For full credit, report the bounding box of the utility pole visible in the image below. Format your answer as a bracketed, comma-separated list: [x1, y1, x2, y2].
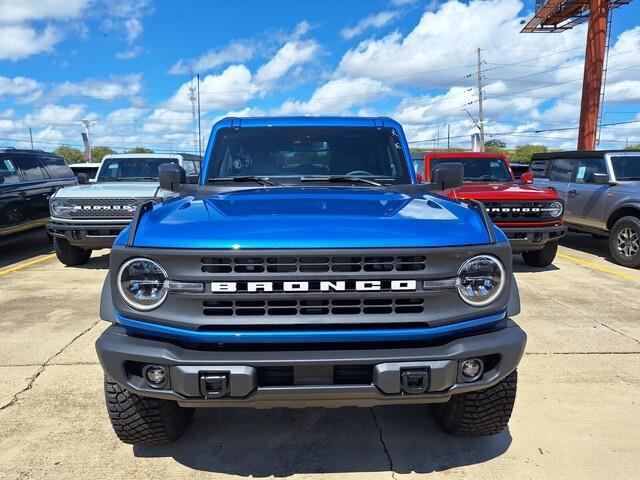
[197, 73, 202, 158]
[476, 47, 485, 151]
[189, 76, 198, 154]
[447, 123, 450, 150]
[29, 127, 34, 150]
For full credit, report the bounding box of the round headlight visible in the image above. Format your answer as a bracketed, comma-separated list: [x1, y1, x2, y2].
[547, 201, 563, 218]
[457, 255, 506, 307]
[117, 258, 168, 311]
[50, 199, 75, 217]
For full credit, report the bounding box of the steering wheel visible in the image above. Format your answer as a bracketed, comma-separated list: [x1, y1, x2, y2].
[478, 174, 493, 180]
[345, 170, 374, 176]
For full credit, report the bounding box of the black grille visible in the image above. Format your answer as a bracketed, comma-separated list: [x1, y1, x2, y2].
[202, 297, 424, 317]
[66, 198, 146, 218]
[483, 201, 554, 222]
[201, 255, 426, 274]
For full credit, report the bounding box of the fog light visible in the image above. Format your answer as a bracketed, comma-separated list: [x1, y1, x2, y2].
[460, 358, 484, 382]
[143, 365, 167, 388]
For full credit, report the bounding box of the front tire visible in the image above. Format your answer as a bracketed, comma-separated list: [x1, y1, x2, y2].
[521, 241, 558, 268]
[104, 375, 194, 445]
[609, 216, 640, 268]
[432, 370, 518, 436]
[53, 237, 92, 266]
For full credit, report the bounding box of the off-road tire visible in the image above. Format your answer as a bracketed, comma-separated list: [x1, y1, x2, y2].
[522, 241, 558, 268]
[53, 237, 92, 266]
[104, 375, 194, 445]
[609, 216, 640, 268]
[432, 370, 518, 436]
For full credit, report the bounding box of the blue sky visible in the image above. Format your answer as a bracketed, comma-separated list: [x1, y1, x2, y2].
[0, 0, 639, 153]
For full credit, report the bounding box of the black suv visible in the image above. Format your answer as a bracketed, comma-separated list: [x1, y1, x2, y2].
[0, 148, 76, 238]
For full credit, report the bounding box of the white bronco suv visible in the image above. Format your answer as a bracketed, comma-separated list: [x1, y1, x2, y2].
[47, 153, 201, 266]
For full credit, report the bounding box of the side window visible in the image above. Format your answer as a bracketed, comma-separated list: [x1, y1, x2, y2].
[13, 156, 46, 181]
[183, 160, 196, 175]
[0, 158, 21, 185]
[549, 159, 573, 182]
[530, 160, 550, 178]
[40, 156, 73, 179]
[574, 158, 607, 183]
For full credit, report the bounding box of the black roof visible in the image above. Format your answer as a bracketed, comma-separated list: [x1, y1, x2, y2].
[0, 147, 49, 154]
[531, 150, 632, 160]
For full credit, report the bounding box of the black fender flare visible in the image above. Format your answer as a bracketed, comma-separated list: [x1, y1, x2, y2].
[507, 274, 520, 317]
[99, 272, 117, 322]
[608, 202, 640, 229]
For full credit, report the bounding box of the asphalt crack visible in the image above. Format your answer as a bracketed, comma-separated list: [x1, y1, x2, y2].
[370, 407, 398, 480]
[0, 320, 100, 412]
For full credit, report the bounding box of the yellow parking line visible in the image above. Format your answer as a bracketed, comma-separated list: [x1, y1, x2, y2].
[557, 252, 640, 282]
[0, 253, 56, 277]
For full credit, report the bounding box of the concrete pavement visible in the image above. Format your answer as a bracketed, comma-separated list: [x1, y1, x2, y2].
[0, 231, 638, 479]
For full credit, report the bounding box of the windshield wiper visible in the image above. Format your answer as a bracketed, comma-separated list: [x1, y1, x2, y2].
[118, 176, 157, 181]
[616, 176, 640, 180]
[207, 176, 281, 186]
[300, 176, 382, 187]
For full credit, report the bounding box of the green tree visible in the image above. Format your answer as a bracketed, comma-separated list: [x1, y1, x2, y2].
[91, 146, 114, 163]
[509, 144, 549, 164]
[485, 139, 506, 148]
[127, 147, 154, 153]
[53, 145, 84, 164]
[625, 143, 640, 151]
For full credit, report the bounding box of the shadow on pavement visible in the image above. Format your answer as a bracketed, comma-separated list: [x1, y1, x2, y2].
[0, 228, 52, 269]
[512, 255, 560, 273]
[560, 231, 611, 261]
[72, 252, 110, 270]
[135, 406, 511, 476]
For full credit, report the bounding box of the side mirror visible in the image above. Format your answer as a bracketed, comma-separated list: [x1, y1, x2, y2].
[520, 172, 534, 184]
[416, 172, 424, 183]
[590, 172, 609, 185]
[0, 175, 5, 185]
[431, 162, 463, 190]
[77, 173, 89, 185]
[159, 163, 186, 192]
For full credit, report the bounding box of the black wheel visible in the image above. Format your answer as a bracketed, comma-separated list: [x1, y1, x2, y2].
[521, 241, 558, 267]
[432, 370, 518, 436]
[104, 375, 194, 445]
[53, 237, 92, 266]
[609, 216, 640, 268]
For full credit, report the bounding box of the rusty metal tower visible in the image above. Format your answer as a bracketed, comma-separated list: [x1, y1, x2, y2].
[521, 0, 632, 150]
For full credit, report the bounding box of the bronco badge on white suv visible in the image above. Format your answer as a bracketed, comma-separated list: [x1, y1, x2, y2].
[48, 153, 201, 266]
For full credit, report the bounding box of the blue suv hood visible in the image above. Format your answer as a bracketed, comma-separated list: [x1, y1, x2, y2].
[127, 187, 492, 249]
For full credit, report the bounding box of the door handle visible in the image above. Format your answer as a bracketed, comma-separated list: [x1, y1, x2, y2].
[568, 189, 578, 197]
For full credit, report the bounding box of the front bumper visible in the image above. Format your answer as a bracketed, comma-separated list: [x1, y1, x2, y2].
[96, 321, 526, 408]
[499, 224, 567, 252]
[47, 220, 129, 249]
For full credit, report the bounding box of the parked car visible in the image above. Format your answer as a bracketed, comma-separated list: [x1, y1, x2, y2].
[96, 116, 525, 445]
[69, 162, 101, 180]
[415, 152, 566, 267]
[530, 150, 640, 268]
[1, 148, 75, 238]
[47, 153, 201, 266]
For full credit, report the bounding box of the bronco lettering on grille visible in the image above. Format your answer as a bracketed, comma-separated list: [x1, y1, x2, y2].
[210, 280, 417, 293]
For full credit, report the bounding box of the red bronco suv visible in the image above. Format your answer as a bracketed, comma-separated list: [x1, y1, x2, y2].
[414, 152, 566, 267]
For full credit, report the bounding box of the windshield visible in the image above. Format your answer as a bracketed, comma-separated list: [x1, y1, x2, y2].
[611, 155, 640, 180]
[206, 126, 410, 184]
[430, 157, 512, 182]
[97, 157, 178, 182]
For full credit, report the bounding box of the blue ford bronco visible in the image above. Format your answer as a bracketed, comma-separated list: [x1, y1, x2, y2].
[96, 117, 526, 445]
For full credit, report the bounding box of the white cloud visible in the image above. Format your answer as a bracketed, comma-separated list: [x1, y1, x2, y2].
[116, 46, 144, 60]
[0, 75, 43, 99]
[0, 24, 62, 61]
[169, 42, 254, 75]
[390, 0, 417, 5]
[341, 11, 400, 39]
[276, 77, 391, 115]
[52, 75, 143, 100]
[104, 107, 147, 124]
[255, 40, 319, 86]
[0, 0, 88, 23]
[26, 104, 87, 127]
[124, 18, 143, 43]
